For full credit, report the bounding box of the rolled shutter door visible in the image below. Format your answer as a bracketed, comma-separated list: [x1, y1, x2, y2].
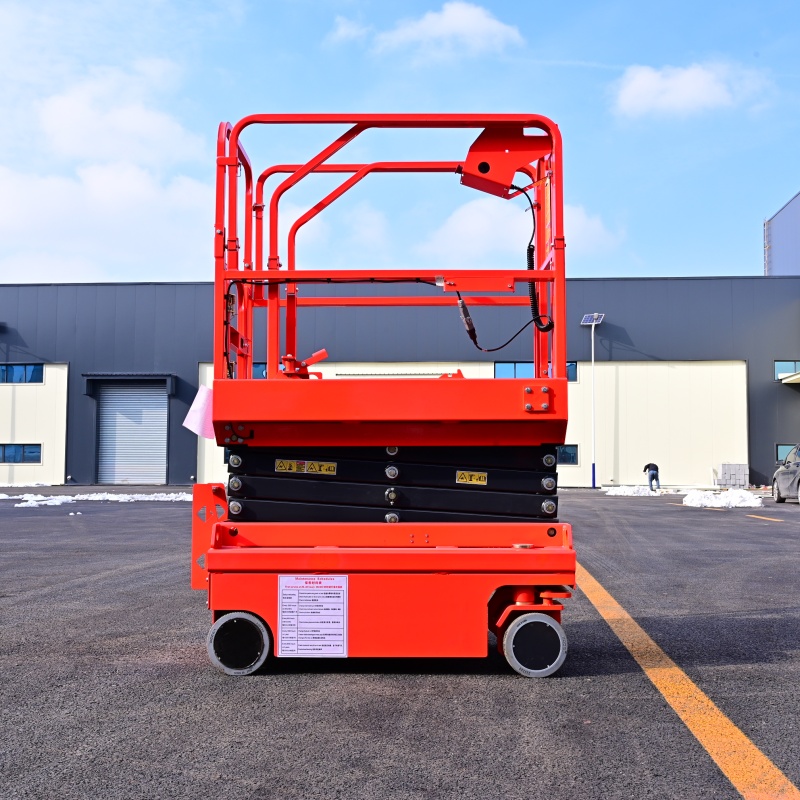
[96, 383, 168, 484]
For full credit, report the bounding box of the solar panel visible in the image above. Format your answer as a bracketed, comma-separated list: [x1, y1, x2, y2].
[580, 313, 605, 325]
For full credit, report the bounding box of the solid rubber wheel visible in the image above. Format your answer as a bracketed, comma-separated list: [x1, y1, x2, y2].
[207, 612, 270, 676]
[773, 481, 785, 503]
[503, 613, 567, 678]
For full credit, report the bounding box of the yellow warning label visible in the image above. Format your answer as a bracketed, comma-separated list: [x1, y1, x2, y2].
[275, 459, 337, 475]
[456, 470, 488, 486]
[306, 461, 337, 475]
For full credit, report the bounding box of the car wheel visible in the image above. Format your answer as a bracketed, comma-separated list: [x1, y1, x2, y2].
[773, 480, 785, 503]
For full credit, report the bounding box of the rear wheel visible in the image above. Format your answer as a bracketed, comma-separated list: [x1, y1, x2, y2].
[207, 612, 271, 676]
[502, 613, 567, 678]
[773, 480, 785, 503]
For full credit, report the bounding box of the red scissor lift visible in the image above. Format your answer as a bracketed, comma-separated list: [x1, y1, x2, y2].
[191, 114, 576, 677]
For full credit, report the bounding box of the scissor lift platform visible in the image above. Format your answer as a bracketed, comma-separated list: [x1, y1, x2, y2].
[190, 114, 576, 677]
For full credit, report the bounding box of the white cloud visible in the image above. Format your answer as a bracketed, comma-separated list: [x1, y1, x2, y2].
[343, 202, 390, 252]
[325, 15, 371, 44]
[614, 62, 768, 117]
[373, 2, 523, 60]
[417, 197, 620, 267]
[279, 201, 332, 266]
[416, 197, 530, 267]
[0, 163, 213, 282]
[0, 54, 214, 282]
[563, 204, 622, 256]
[38, 61, 204, 167]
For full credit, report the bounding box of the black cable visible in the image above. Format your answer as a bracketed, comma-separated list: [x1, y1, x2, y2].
[511, 184, 553, 333]
[455, 183, 553, 352]
[227, 277, 439, 288]
[456, 288, 536, 352]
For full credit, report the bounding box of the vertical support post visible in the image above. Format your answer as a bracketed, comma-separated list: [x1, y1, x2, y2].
[591, 320, 597, 490]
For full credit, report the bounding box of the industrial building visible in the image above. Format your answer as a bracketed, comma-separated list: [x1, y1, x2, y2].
[765, 191, 800, 276]
[1, 276, 799, 489]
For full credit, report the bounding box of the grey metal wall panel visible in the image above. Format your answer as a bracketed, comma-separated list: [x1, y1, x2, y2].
[1, 278, 800, 486]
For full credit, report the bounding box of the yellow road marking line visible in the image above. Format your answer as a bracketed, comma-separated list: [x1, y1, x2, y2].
[747, 514, 784, 522]
[576, 562, 800, 800]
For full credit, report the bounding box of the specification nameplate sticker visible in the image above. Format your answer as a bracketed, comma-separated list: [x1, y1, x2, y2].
[275, 459, 337, 475]
[277, 575, 348, 658]
[456, 470, 488, 486]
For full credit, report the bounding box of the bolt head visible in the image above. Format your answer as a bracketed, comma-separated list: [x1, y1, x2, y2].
[525, 403, 532, 411]
[385, 465, 399, 480]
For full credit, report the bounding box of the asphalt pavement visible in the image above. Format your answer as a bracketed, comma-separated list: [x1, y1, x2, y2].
[1, 488, 798, 799]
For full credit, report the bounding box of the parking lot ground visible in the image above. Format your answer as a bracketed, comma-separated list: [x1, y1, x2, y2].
[1, 489, 798, 800]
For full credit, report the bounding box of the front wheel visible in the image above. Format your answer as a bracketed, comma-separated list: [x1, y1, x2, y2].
[773, 481, 786, 503]
[502, 613, 567, 678]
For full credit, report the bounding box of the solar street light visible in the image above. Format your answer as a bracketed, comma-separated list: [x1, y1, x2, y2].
[580, 313, 605, 488]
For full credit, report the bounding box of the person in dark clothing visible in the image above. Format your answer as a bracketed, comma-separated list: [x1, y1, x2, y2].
[643, 463, 660, 491]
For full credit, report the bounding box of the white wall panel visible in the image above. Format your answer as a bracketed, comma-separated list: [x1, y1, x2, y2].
[0, 364, 68, 486]
[560, 361, 748, 488]
[196, 359, 748, 489]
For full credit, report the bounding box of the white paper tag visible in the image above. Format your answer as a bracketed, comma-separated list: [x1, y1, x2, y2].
[277, 575, 348, 657]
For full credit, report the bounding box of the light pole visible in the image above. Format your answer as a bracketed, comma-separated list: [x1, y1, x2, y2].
[580, 313, 605, 489]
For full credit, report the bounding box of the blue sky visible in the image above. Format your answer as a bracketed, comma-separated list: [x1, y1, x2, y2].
[1, 0, 798, 283]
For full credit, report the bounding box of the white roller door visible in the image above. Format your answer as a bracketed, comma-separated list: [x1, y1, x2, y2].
[96, 384, 168, 484]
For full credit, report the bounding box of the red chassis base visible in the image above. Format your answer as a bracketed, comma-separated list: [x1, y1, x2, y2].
[192, 484, 576, 677]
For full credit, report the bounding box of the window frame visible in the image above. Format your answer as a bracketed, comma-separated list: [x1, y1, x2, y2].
[556, 444, 579, 466]
[566, 361, 578, 382]
[0, 363, 45, 384]
[774, 361, 800, 381]
[495, 361, 577, 380]
[0, 443, 42, 464]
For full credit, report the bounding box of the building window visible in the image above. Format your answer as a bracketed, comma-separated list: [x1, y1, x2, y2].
[557, 445, 578, 465]
[252, 363, 288, 378]
[495, 362, 577, 381]
[777, 444, 798, 463]
[0, 444, 42, 463]
[774, 361, 800, 381]
[0, 364, 44, 383]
